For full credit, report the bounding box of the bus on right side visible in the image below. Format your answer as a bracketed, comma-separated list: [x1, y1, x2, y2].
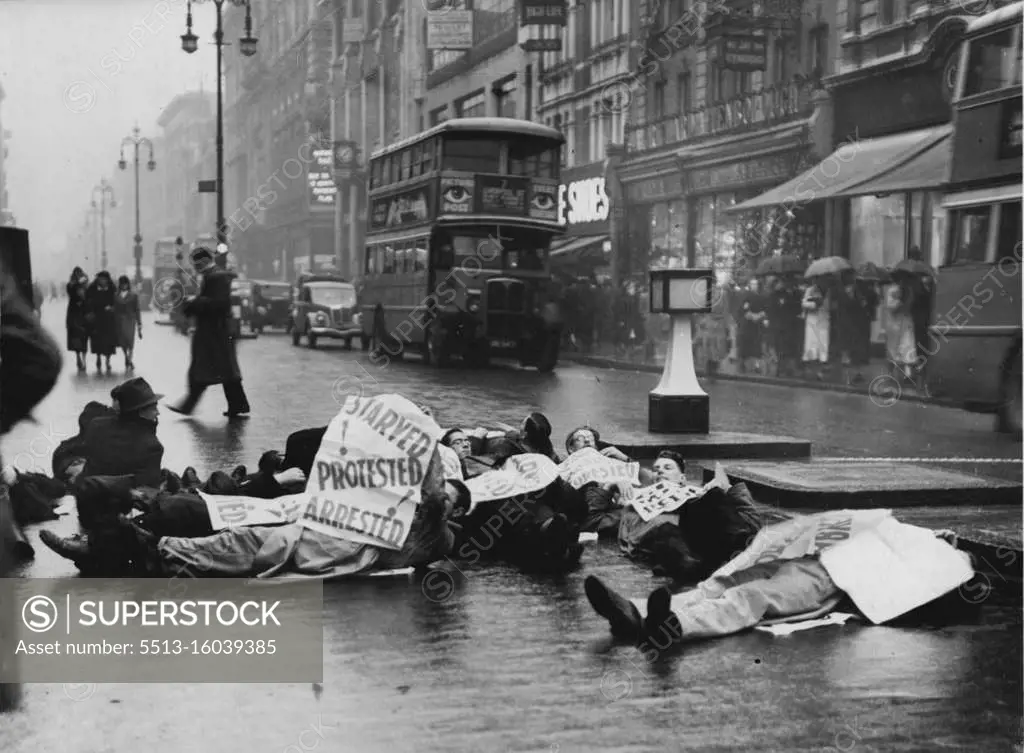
[928, 1, 1022, 436]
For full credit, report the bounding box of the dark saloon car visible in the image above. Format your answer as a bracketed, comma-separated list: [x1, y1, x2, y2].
[290, 275, 368, 349]
[248, 280, 292, 333]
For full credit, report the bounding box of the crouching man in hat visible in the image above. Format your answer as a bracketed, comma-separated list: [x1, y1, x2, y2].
[39, 376, 164, 568]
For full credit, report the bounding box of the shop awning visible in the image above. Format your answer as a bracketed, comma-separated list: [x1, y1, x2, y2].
[841, 130, 952, 196]
[549, 234, 608, 262]
[728, 125, 953, 212]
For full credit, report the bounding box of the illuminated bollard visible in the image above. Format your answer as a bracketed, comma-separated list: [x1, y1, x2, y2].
[648, 268, 713, 434]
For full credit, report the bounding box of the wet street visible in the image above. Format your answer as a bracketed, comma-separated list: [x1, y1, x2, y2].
[2, 307, 1021, 753]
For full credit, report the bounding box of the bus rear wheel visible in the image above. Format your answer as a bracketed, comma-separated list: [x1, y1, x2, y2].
[996, 344, 1022, 437]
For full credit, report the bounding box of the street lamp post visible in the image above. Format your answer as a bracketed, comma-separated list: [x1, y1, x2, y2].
[90, 179, 116, 271]
[181, 0, 258, 247]
[119, 125, 156, 284]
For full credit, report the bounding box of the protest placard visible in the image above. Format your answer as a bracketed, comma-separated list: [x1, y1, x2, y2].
[298, 394, 442, 551]
[557, 447, 639, 489]
[629, 481, 704, 522]
[465, 454, 560, 506]
[709, 509, 894, 580]
[438, 443, 464, 481]
[199, 491, 307, 530]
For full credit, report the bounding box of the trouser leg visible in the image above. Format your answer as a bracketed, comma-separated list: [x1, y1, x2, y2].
[175, 382, 208, 414]
[157, 526, 273, 577]
[223, 380, 250, 414]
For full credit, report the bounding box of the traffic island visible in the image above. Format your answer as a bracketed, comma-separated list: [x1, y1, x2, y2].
[609, 430, 812, 461]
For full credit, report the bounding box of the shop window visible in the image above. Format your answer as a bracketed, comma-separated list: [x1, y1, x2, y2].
[997, 200, 1022, 262]
[948, 206, 992, 265]
[964, 28, 1022, 97]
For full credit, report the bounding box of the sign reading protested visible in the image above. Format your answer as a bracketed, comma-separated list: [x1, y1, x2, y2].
[557, 447, 639, 490]
[299, 394, 442, 551]
[199, 491, 307, 530]
[629, 481, 704, 522]
[465, 454, 560, 507]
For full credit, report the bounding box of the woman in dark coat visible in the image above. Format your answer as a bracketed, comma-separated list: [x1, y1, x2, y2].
[85, 270, 118, 372]
[65, 267, 90, 371]
[168, 247, 251, 417]
[114, 275, 142, 371]
[737, 278, 767, 373]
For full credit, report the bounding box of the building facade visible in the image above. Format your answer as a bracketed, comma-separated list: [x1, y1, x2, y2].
[611, 0, 837, 285]
[155, 92, 217, 247]
[0, 82, 12, 227]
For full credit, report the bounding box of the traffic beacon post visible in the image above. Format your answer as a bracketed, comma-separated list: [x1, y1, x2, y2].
[648, 268, 713, 434]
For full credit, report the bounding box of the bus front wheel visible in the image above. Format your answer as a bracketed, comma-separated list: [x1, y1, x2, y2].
[996, 343, 1022, 437]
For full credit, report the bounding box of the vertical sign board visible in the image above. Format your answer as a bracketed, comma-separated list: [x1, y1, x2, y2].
[520, 0, 568, 26]
[308, 149, 337, 207]
[427, 11, 474, 49]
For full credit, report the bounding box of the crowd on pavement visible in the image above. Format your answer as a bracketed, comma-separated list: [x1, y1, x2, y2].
[557, 250, 936, 392]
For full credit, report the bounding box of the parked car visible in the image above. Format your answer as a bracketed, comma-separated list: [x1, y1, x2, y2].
[290, 275, 368, 349]
[248, 280, 293, 333]
[229, 278, 253, 338]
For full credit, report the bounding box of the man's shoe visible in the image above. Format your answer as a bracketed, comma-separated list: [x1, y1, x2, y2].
[584, 575, 643, 641]
[643, 586, 684, 649]
[38, 529, 90, 562]
[165, 402, 192, 416]
[539, 514, 571, 560]
[223, 411, 250, 418]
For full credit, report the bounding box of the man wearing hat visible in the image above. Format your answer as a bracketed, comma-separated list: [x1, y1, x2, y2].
[167, 246, 251, 418]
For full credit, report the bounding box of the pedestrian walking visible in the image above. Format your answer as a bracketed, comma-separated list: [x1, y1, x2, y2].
[884, 274, 918, 383]
[764, 276, 803, 377]
[167, 246, 251, 418]
[114, 275, 142, 371]
[737, 278, 767, 374]
[65, 267, 90, 372]
[85, 271, 118, 373]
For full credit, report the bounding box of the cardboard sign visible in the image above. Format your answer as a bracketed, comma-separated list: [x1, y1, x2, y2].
[438, 443, 464, 481]
[629, 481, 704, 522]
[710, 509, 894, 580]
[820, 518, 973, 624]
[199, 491, 307, 530]
[557, 447, 639, 489]
[465, 454, 560, 506]
[299, 394, 442, 551]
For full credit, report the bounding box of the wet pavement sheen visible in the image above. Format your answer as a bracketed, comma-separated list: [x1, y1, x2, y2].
[1, 307, 1020, 753]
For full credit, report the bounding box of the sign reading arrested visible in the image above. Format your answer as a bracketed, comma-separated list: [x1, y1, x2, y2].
[557, 447, 640, 489]
[299, 394, 442, 551]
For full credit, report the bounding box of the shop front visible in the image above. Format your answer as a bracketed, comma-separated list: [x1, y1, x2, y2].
[550, 161, 613, 279]
[620, 171, 687, 280]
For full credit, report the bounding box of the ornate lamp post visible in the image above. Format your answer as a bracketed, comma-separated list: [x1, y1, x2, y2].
[181, 0, 258, 247]
[90, 179, 116, 271]
[119, 125, 156, 284]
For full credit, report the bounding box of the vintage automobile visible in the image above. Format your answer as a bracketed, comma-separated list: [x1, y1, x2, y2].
[289, 275, 368, 349]
[230, 278, 255, 331]
[248, 280, 293, 333]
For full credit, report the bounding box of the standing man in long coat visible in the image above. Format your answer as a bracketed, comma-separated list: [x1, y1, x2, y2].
[167, 247, 251, 418]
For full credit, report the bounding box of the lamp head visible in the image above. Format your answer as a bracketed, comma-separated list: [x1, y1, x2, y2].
[147, 160, 156, 171]
[239, 35, 258, 57]
[181, 31, 199, 53]
[118, 159, 127, 170]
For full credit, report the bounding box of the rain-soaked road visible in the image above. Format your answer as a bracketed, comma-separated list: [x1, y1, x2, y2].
[1, 306, 1021, 753]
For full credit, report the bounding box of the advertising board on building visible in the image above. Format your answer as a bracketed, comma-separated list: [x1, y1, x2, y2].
[720, 35, 766, 71]
[558, 173, 610, 233]
[427, 11, 474, 49]
[475, 175, 528, 215]
[307, 149, 336, 207]
[686, 153, 795, 194]
[520, 0, 568, 26]
[625, 174, 684, 204]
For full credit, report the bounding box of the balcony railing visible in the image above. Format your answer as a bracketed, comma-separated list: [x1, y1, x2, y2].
[625, 77, 817, 152]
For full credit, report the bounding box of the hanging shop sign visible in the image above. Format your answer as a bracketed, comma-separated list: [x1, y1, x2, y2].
[333, 140, 358, 182]
[719, 34, 767, 71]
[307, 149, 337, 207]
[427, 11, 474, 49]
[558, 176, 609, 226]
[520, 0, 568, 27]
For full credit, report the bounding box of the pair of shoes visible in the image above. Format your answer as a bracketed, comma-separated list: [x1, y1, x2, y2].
[584, 575, 643, 642]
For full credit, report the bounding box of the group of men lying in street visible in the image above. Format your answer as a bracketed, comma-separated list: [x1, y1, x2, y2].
[8, 375, 982, 649]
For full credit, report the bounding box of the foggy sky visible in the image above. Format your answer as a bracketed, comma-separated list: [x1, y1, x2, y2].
[0, 0, 219, 279]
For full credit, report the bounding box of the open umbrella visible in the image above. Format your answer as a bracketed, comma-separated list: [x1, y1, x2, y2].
[756, 255, 805, 276]
[856, 262, 889, 282]
[804, 256, 853, 278]
[892, 258, 936, 277]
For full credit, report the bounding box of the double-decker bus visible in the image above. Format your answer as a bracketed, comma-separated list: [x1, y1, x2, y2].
[359, 117, 565, 370]
[927, 1, 1022, 435]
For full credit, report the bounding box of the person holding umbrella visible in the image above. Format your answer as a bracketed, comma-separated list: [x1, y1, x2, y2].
[758, 256, 805, 377]
[883, 266, 919, 384]
[898, 249, 935, 383]
[801, 257, 850, 380]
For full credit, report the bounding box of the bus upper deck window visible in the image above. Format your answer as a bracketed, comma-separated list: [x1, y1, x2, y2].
[964, 28, 1020, 96]
[443, 136, 501, 173]
[997, 201, 1022, 259]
